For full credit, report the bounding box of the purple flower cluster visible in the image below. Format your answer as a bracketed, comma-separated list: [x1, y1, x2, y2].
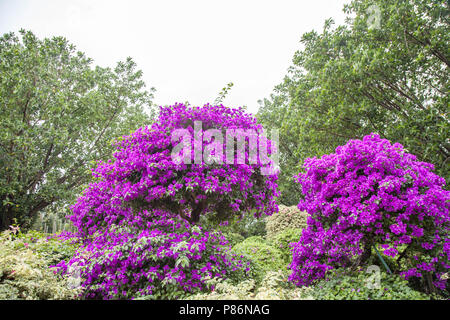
[70, 103, 278, 236]
[54, 103, 278, 299]
[289, 133, 450, 290]
[55, 210, 250, 299]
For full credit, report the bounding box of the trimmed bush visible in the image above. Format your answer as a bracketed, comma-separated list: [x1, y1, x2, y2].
[269, 228, 303, 264]
[231, 236, 285, 282]
[265, 205, 308, 240]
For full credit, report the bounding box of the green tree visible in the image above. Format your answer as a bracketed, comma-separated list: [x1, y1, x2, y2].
[258, 0, 449, 205]
[0, 30, 155, 230]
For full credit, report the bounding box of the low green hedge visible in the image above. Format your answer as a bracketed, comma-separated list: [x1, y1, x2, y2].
[231, 236, 285, 283]
[310, 268, 430, 300]
[269, 228, 303, 264]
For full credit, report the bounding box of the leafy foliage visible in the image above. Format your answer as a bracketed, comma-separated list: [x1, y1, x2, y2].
[0, 228, 81, 299]
[200, 211, 268, 239]
[214, 82, 234, 105]
[0, 30, 154, 230]
[231, 236, 285, 282]
[222, 232, 245, 247]
[258, 0, 449, 205]
[187, 270, 313, 300]
[55, 210, 251, 300]
[310, 269, 430, 300]
[269, 228, 303, 264]
[47, 101, 280, 300]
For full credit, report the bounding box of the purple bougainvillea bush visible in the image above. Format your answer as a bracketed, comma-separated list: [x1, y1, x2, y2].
[54, 103, 279, 299]
[289, 133, 449, 293]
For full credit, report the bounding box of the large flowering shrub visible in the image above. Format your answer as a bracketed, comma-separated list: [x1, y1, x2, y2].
[70, 102, 278, 236]
[55, 103, 279, 299]
[289, 133, 449, 293]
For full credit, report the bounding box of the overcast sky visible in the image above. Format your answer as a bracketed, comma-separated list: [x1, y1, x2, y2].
[0, 0, 350, 113]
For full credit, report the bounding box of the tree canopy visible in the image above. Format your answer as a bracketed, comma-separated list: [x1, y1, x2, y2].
[0, 30, 155, 230]
[257, 0, 449, 205]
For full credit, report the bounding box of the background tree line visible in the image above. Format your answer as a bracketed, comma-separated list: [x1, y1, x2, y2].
[0, 0, 448, 230]
[257, 0, 449, 205]
[0, 30, 155, 230]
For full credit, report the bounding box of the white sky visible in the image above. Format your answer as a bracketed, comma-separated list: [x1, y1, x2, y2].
[0, 0, 350, 114]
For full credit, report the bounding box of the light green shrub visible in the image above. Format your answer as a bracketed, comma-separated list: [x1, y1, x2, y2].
[14, 229, 80, 266]
[0, 229, 81, 300]
[231, 236, 285, 282]
[269, 228, 303, 264]
[265, 205, 308, 240]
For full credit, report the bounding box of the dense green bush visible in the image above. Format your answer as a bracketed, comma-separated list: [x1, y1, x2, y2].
[0, 228, 81, 299]
[310, 269, 430, 300]
[223, 232, 245, 247]
[269, 228, 303, 264]
[231, 236, 285, 282]
[265, 205, 308, 240]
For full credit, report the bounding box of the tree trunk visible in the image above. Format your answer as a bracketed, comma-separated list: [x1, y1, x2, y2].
[1, 208, 12, 232]
[424, 272, 438, 295]
[178, 200, 207, 225]
[352, 240, 373, 270]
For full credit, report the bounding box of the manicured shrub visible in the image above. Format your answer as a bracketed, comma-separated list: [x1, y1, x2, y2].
[0, 229, 81, 300]
[290, 133, 450, 294]
[269, 228, 303, 264]
[310, 269, 430, 300]
[231, 236, 285, 282]
[265, 205, 307, 240]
